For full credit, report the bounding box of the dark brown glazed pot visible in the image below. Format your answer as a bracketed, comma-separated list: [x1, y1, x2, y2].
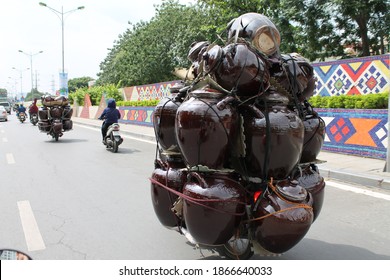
[300, 113, 326, 163]
[188, 41, 210, 78]
[153, 97, 182, 152]
[38, 107, 48, 120]
[271, 53, 316, 101]
[63, 120, 73, 131]
[63, 106, 73, 119]
[227, 13, 281, 56]
[293, 164, 325, 221]
[241, 98, 304, 179]
[211, 42, 270, 96]
[50, 107, 63, 119]
[175, 88, 239, 169]
[253, 181, 313, 254]
[151, 157, 187, 228]
[38, 121, 50, 132]
[183, 172, 246, 245]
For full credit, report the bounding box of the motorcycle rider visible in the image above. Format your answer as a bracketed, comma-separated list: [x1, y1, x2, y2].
[98, 98, 121, 144]
[17, 103, 27, 118]
[28, 98, 39, 120]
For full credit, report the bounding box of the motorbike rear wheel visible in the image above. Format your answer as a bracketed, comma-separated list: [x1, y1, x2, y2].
[217, 236, 254, 260]
[112, 135, 118, 153]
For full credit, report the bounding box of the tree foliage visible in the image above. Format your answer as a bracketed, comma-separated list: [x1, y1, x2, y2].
[97, 0, 389, 87]
[332, 0, 389, 56]
[68, 76, 95, 93]
[97, 0, 210, 86]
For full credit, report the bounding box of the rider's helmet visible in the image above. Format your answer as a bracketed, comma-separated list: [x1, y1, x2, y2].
[107, 98, 116, 108]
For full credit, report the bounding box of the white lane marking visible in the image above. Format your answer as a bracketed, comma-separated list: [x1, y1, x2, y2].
[75, 123, 156, 144]
[327, 180, 390, 201]
[2, 137, 8, 142]
[17, 200, 46, 252]
[6, 153, 15, 164]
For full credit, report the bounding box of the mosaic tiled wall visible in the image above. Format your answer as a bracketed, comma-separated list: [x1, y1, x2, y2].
[316, 108, 388, 159]
[118, 107, 154, 127]
[122, 81, 181, 101]
[312, 54, 389, 96]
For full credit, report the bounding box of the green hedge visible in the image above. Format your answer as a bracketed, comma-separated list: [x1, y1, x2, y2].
[308, 92, 388, 109]
[116, 100, 159, 107]
[69, 84, 123, 106]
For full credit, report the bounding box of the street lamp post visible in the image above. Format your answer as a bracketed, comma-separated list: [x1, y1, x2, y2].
[12, 67, 30, 98]
[18, 50, 43, 98]
[39, 2, 84, 96]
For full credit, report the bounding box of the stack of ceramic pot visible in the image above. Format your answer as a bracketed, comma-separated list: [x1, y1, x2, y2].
[151, 12, 326, 253]
[38, 95, 73, 133]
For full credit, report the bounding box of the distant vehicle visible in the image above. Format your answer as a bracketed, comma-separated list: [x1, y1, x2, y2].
[0, 101, 11, 114]
[0, 106, 7, 121]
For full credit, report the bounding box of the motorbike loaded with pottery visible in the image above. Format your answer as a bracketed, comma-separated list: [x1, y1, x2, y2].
[37, 95, 73, 141]
[150, 13, 326, 259]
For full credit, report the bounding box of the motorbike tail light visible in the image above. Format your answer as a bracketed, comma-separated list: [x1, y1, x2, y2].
[253, 190, 262, 203]
[113, 124, 120, 131]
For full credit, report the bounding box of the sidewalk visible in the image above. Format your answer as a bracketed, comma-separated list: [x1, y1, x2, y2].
[72, 117, 390, 191]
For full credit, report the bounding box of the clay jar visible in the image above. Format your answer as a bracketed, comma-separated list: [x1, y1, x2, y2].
[273, 54, 316, 101]
[253, 180, 313, 254]
[50, 106, 63, 119]
[300, 113, 326, 163]
[175, 87, 239, 169]
[293, 164, 325, 221]
[182, 172, 246, 245]
[38, 107, 48, 121]
[210, 42, 270, 96]
[150, 156, 187, 228]
[153, 97, 182, 152]
[241, 92, 304, 179]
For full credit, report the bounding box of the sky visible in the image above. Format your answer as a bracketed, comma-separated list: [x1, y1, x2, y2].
[0, 0, 193, 97]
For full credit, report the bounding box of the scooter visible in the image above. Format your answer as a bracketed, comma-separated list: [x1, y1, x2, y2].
[18, 112, 26, 123]
[30, 113, 38, 126]
[103, 123, 123, 153]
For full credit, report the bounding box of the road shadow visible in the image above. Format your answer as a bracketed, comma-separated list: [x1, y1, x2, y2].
[108, 147, 141, 154]
[44, 138, 89, 144]
[198, 238, 390, 260]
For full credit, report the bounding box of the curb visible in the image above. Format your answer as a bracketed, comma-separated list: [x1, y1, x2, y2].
[318, 166, 390, 191]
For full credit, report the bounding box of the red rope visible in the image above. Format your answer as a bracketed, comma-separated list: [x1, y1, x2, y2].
[149, 177, 246, 216]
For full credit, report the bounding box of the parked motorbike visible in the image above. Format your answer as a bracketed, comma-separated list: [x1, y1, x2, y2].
[30, 113, 38, 126]
[38, 95, 73, 141]
[102, 122, 123, 153]
[18, 112, 26, 123]
[0, 249, 32, 260]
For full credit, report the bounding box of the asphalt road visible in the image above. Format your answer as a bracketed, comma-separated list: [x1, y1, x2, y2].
[1, 114, 389, 260]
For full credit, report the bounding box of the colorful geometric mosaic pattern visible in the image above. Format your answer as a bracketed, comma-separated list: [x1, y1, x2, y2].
[312, 54, 390, 96]
[123, 81, 181, 101]
[316, 108, 388, 159]
[118, 107, 154, 127]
